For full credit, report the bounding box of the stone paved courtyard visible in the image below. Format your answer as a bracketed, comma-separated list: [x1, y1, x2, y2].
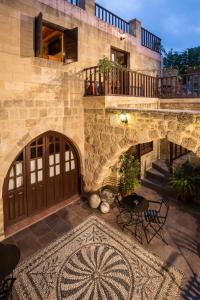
[2, 186, 200, 300]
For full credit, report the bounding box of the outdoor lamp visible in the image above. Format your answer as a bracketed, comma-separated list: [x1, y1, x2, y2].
[120, 32, 126, 40]
[120, 112, 128, 124]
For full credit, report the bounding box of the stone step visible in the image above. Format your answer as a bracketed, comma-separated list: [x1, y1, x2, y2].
[152, 159, 170, 176]
[141, 177, 174, 196]
[145, 167, 169, 183]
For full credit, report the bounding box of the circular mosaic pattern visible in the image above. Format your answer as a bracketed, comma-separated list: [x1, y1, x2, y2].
[57, 244, 133, 299]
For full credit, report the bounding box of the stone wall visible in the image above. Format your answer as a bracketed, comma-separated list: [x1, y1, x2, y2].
[105, 96, 160, 110]
[84, 99, 200, 191]
[160, 99, 200, 111]
[173, 152, 200, 169]
[140, 141, 159, 178]
[0, 0, 162, 237]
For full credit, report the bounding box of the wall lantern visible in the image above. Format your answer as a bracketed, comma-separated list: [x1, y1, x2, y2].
[120, 32, 126, 40]
[120, 112, 128, 124]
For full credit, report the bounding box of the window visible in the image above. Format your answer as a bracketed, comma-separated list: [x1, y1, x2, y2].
[35, 13, 78, 63]
[111, 48, 129, 68]
[140, 142, 153, 156]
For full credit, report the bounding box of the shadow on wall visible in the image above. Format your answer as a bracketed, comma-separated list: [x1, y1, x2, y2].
[20, 14, 35, 57]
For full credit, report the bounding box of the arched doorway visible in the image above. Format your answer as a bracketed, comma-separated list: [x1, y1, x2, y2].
[3, 131, 80, 228]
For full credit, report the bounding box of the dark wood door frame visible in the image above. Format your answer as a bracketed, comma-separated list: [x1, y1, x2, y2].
[3, 131, 81, 229]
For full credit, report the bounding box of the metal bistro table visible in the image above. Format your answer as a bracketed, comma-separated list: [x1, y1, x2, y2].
[121, 193, 149, 242]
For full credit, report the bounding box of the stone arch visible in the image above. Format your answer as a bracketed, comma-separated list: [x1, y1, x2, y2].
[1, 119, 84, 191]
[85, 109, 200, 191]
[0, 120, 84, 237]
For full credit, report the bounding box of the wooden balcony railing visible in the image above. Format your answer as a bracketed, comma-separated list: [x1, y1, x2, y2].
[67, 0, 85, 9]
[141, 27, 161, 54]
[158, 73, 200, 98]
[169, 142, 190, 166]
[95, 3, 130, 33]
[83, 66, 158, 97]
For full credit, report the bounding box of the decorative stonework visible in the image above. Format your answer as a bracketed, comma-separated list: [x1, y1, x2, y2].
[14, 216, 183, 299]
[84, 99, 200, 191]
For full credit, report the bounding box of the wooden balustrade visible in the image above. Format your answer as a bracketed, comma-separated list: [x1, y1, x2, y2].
[95, 3, 130, 33]
[83, 67, 200, 98]
[67, 0, 85, 9]
[159, 73, 200, 98]
[141, 27, 161, 54]
[83, 66, 158, 97]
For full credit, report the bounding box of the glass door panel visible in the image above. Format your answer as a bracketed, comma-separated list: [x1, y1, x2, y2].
[27, 136, 46, 215]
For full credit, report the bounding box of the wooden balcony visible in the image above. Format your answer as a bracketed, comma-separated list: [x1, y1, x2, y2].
[83, 67, 200, 99]
[83, 66, 158, 98]
[158, 73, 200, 98]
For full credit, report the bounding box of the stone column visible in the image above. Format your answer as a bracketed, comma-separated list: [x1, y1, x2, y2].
[85, 0, 95, 15]
[129, 18, 141, 44]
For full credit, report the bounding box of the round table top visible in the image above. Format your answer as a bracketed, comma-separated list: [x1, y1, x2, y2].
[0, 243, 20, 281]
[122, 193, 149, 213]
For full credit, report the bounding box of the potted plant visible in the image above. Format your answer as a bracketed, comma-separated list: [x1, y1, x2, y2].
[97, 57, 114, 94]
[118, 152, 140, 196]
[98, 56, 113, 74]
[169, 161, 194, 201]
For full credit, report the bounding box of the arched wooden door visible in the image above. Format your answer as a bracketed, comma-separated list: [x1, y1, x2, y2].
[3, 132, 80, 228]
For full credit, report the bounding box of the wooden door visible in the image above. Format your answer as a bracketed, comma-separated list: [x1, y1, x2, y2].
[111, 48, 129, 94]
[46, 133, 64, 207]
[3, 131, 80, 228]
[63, 142, 79, 199]
[27, 136, 46, 216]
[3, 152, 27, 226]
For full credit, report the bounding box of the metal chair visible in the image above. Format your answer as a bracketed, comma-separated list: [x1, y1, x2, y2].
[142, 199, 169, 244]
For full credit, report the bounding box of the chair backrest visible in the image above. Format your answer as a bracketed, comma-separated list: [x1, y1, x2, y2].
[160, 198, 170, 219]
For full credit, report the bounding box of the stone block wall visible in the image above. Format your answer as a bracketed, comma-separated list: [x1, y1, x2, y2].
[140, 141, 159, 179]
[84, 99, 200, 191]
[0, 0, 162, 237]
[160, 99, 200, 111]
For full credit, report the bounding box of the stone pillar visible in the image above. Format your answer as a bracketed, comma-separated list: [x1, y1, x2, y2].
[129, 18, 141, 44]
[85, 0, 95, 15]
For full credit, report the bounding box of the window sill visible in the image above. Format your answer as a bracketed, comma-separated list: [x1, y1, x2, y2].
[31, 57, 77, 69]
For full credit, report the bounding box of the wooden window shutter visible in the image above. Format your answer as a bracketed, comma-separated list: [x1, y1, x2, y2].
[64, 28, 78, 63]
[35, 12, 43, 57]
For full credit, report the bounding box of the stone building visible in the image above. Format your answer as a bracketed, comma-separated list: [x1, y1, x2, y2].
[0, 0, 199, 240]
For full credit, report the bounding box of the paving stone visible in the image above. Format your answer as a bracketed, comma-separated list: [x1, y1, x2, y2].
[29, 220, 51, 238]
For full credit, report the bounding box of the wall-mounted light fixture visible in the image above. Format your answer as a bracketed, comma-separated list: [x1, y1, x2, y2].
[120, 32, 126, 40]
[120, 112, 128, 124]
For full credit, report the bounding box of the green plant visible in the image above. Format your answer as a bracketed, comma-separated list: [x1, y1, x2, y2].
[163, 46, 200, 75]
[98, 56, 113, 74]
[118, 152, 140, 195]
[97, 56, 126, 75]
[169, 161, 194, 201]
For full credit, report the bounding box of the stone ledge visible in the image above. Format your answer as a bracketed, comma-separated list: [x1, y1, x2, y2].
[160, 98, 200, 103]
[106, 107, 200, 115]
